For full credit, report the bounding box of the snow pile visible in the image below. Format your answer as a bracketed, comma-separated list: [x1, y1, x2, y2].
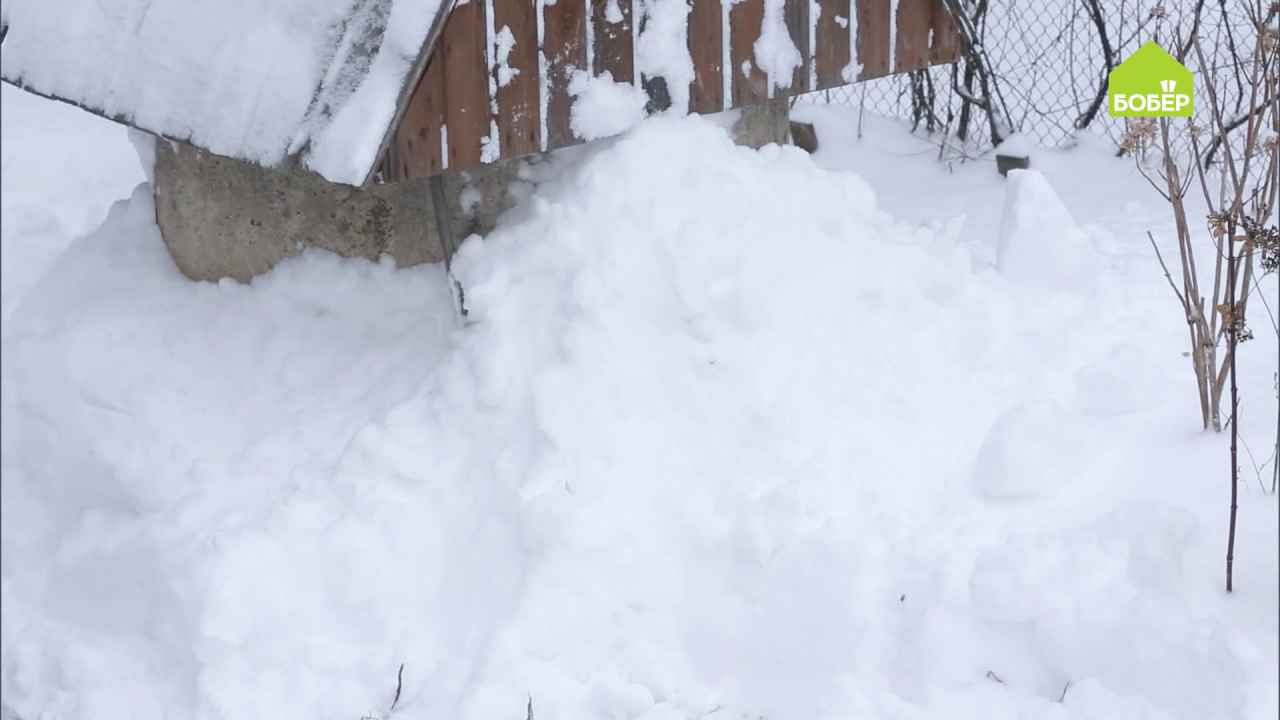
[997, 168, 1100, 290]
[2, 189, 461, 718]
[569, 70, 650, 141]
[0, 85, 146, 322]
[3, 103, 1278, 720]
[0, 0, 445, 185]
[970, 399, 1083, 500]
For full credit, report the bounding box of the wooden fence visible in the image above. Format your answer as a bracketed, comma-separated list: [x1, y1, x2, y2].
[384, 0, 960, 180]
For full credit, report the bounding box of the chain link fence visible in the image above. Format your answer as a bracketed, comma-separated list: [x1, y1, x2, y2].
[805, 0, 1259, 158]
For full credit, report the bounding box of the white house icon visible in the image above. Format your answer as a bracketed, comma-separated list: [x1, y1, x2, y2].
[1160, 79, 1176, 93]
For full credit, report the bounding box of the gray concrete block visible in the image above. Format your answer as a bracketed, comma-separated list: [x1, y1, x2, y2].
[152, 140, 519, 283]
[730, 97, 792, 149]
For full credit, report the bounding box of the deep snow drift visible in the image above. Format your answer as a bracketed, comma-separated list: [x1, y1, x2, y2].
[2, 92, 1277, 720]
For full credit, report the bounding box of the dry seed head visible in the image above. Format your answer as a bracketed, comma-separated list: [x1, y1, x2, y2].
[1261, 25, 1278, 53]
[1207, 212, 1230, 238]
[1120, 118, 1159, 152]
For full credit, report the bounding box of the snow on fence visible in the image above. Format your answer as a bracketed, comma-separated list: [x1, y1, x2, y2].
[380, 0, 962, 180]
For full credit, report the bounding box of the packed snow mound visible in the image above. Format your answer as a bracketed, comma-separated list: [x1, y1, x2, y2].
[569, 71, 650, 141]
[996, 169, 1099, 289]
[0, 85, 145, 322]
[970, 399, 1083, 500]
[1072, 343, 1157, 416]
[3, 114, 1277, 720]
[0, 0, 445, 184]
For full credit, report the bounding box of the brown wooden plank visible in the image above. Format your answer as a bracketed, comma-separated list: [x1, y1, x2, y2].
[544, 0, 587, 148]
[440, 0, 489, 169]
[929, 0, 961, 64]
[784, 0, 810, 93]
[856, 0, 890, 79]
[814, 0, 851, 89]
[688, 0, 723, 113]
[394, 55, 446, 179]
[895, 0, 931, 72]
[729, 0, 768, 107]
[592, 0, 634, 83]
[494, 0, 541, 158]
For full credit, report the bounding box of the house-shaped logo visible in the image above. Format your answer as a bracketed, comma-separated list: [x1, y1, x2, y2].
[1108, 41, 1194, 117]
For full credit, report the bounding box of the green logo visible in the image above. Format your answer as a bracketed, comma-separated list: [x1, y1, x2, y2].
[1108, 41, 1194, 117]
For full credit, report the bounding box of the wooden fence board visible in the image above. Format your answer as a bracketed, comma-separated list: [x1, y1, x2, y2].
[855, 0, 890, 79]
[688, 0, 724, 113]
[784, 0, 810, 93]
[394, 56, 446, 178]
[929, 0, 961, 63]
[494, 0, 541, 158]
[730, 0, 768, 106]
[592, 0, 635, 83]
[440, 0, 489, 169]
[814, 0, 851, 89]
[895, 0, 931, 72]
[544, 0, 588, 147]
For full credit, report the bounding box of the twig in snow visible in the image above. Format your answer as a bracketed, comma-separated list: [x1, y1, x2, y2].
[985, 670, 1006, 685]
[1058, 680, 1073, 703]
[362, 663, 407, 719]
[1240, 432, 1269, 493]
[390, 663, 405, 713]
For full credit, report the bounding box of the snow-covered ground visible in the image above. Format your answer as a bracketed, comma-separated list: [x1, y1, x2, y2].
[1, 85, 1277, 719]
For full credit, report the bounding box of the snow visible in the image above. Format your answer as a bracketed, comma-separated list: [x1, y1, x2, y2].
[2, 90, 1278, 720]
[970, 399, 1081, 499]
[0, 0, 447, 186]
[996, 132, 1034, 158]
[755, 0, 803, 92]
[997, 168, 1099, 290]
[495, 26, 521, 88]
[635, 0, 694, 112]
[569, 70, 650, 141]
[888, 0, 899, 72]
[0, 85, 146, 323]
[841, 4, 861, 83]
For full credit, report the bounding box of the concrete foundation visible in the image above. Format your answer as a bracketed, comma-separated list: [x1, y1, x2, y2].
[153, 141, 520, 283]
[151, 98, 789, 283]
[730, 97, 792, 149]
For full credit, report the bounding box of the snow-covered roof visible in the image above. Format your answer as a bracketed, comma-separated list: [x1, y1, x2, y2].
[0, 0, 449, 185]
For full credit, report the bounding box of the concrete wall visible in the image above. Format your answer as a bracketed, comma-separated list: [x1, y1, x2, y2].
[151, 99, 788, 283]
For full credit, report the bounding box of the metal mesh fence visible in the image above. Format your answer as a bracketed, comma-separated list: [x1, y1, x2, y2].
[803, 0, 1262, 158]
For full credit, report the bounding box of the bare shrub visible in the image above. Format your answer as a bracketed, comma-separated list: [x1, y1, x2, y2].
[1136, 0, 1278, 592]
